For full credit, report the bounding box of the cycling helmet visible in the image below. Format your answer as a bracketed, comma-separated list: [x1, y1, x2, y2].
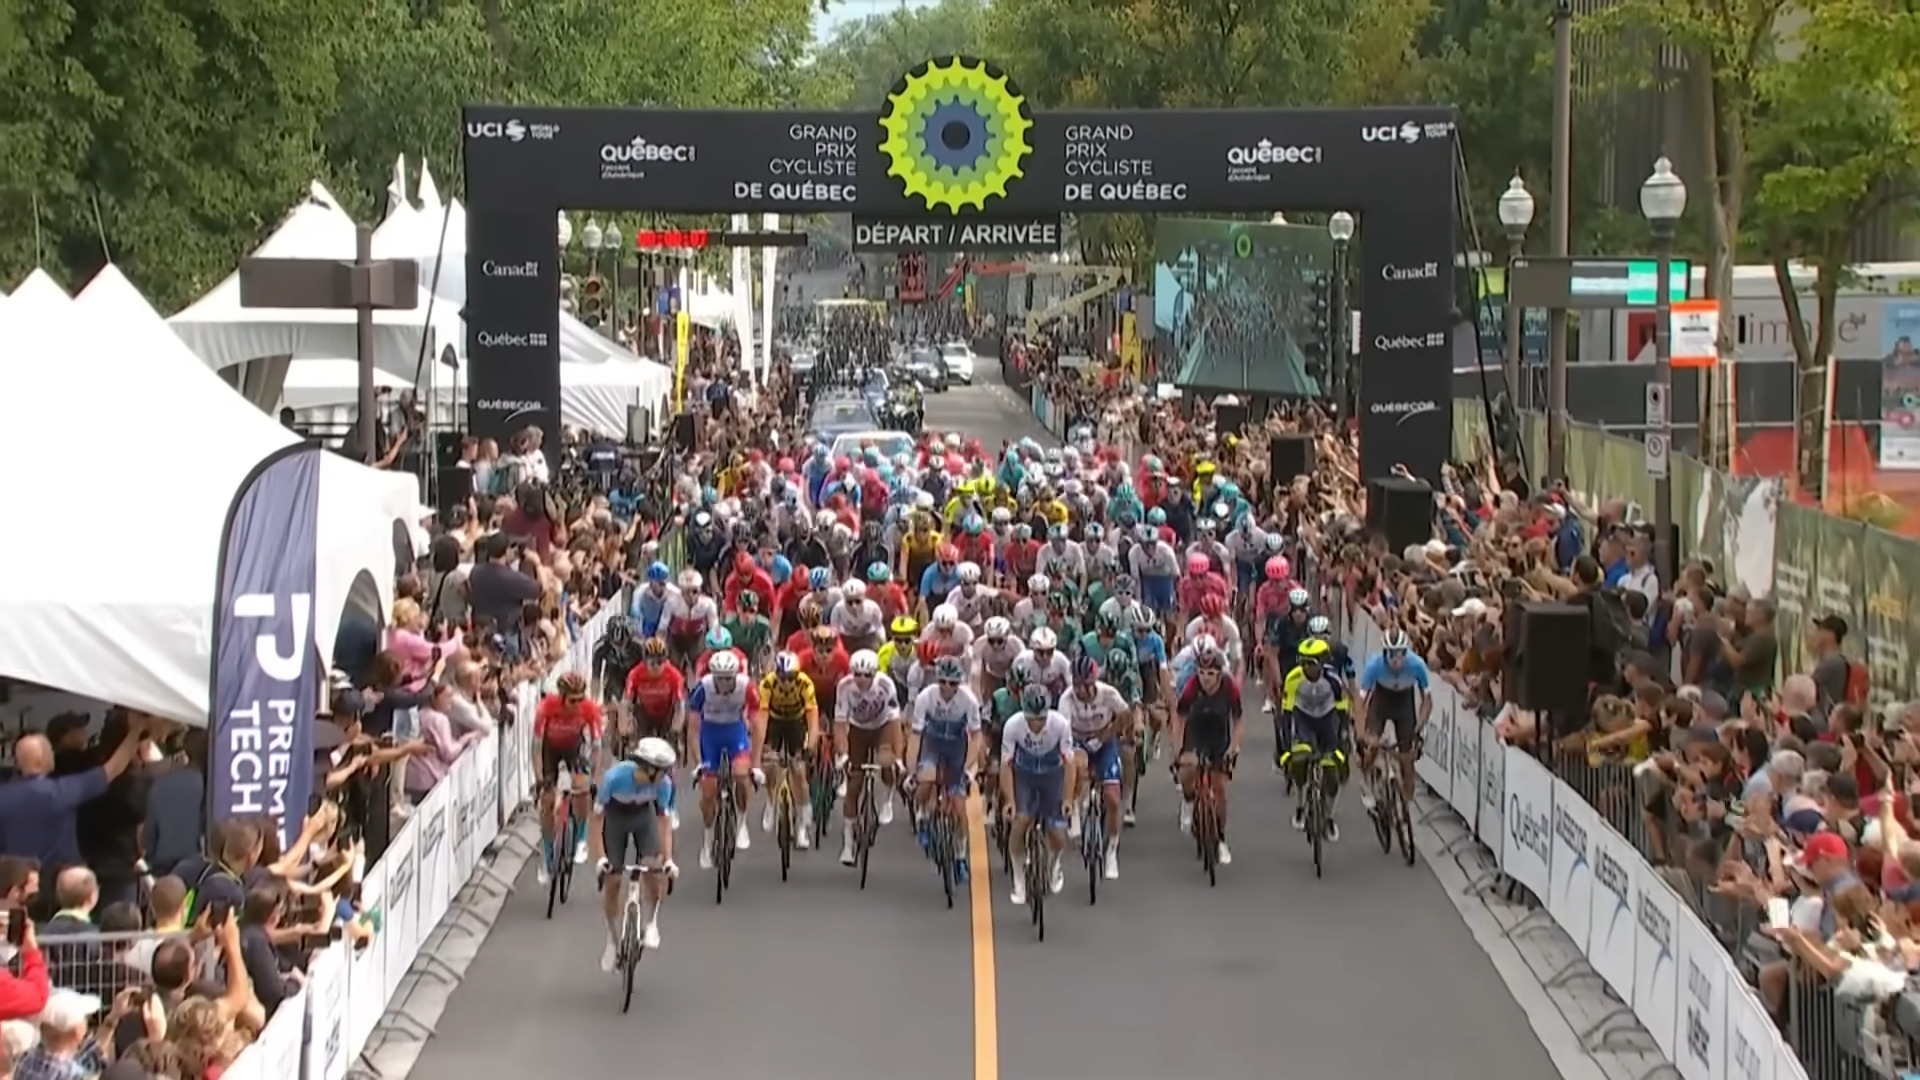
[1030, 627, 1058, 651]
[1307, 615, 1331, 636]
[631, 736, 677, 770]
[937, 543, 960, 563]
[957, 562, 982, 585]
[774, 651, 801, 676]
[1382, 628, 1411, 653]
[1265, 556, 1291, 581]
[1028, 572, 1051, 594]
[1185, 553, 1210, 575]
[1197, 517, 1218, 533]
[680, 569, 703, 590]
[1095, 610, 1119, 635]
[800, 602, 823, 628]
[1134, 524, 1155, 543]
[1048, 523, 1069, 540]
[646, 561, 670, 583]
[708, 651, 741, 677]
[556, 672, 587, 698]
[1086, 523, 1105, 540]
[808, 566, 831, 590]
[984, 616, 1012, 640]
[1146, 507, 1167, 526]
[991, 507, 1012, 525]
[1106, 647, 1131, 672]
[641, 637, 668, 659]
[890, 615, 920, 638]
[1191, 632, 1218, 656]
[1297, 637, 1331, 661]
[934, 656, 967, 683]
[867, 562, 892, 583]
[732, 552, 754, 575]
[1287, 587, 1310, 609]
[1020, 685, 1052, 716]
[843, 579, 867, 601]
[1007, 663, 1030, 689]
[1263, 534, 1284, 554]
[932, 604, 959, 630]
[810, 624, 836, 646]
[1014, 524, 1033, 541]
[706, 626, 733, 651]
[1201, 594, 1227, 618]
[849, 650, 880, 677]
[738, 589, 760, 609]
[963, 514, 985, 536]
[1128, 604, 1155, 631]
[1071, 655, 1100, 685]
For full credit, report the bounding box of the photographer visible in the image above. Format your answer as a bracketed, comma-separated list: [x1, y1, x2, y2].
[0, 911, 47, 1022]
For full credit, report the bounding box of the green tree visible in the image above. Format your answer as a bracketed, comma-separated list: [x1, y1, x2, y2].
[811, 0, 989, 110]
[1746, 0, 1920, 498]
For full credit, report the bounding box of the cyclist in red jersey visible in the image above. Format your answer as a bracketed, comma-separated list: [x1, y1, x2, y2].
[534, 672, 603, 877]
[623, 637, 687, 746]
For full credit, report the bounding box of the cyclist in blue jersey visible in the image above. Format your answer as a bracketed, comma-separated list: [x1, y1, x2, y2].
[588, 737, 678, 972]
[629, 561, 679, 638]
[1355, 628, 1431, 814]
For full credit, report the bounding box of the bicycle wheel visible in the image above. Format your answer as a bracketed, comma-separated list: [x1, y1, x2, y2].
[1082, 801, 1102, 906]
[714, 795, 733, 905]
[546, 805, 568, 917]
[938, 809, 956, 909]
[858, 775, 878, 891]
[1393, 782, 1417, 867]
[777, 784, 795, 883]
[1195, 786, 1217, 888]
[1308, 779, 1325, 880]
[1370, 764, 1394, 855]
[619, 901, 640, 1014]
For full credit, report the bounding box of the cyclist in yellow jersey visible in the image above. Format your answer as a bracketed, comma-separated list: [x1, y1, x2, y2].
[899, 516, 942, 586]
[756, 651, 821, 848]
[1279, 638, 1350, 841]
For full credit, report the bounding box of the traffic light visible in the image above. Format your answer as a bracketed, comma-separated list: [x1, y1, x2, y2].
[1302, 274, 1333, 387]
[581, 275, 605, 327]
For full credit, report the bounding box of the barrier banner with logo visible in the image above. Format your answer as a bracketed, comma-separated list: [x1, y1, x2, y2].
[1500, 746, 1552, 898]
[1771, 504, 1820, 678]
[209, 446, 321, 851]
[451, 750, 480, 890]
[465, 208, 565, 464]
[1863, 527, 1915, 705]
[1475, 718, 1503, 853]
[1547, 779, 1595, 953]
[1674, 907, 1728, 1080]
[304, 944, 350, 1080]
[1448, 695, 1479, 827]
[416, 782, 453, 933]
[382, 820, 418, 1004]
[1587, 821, 1640, 1004]
[345, 855, 387, 1064]
[1811, 512, 1865, 671]
[259, 986, 306, 1080]
[1728, 979, 1784, 1080]
[1415, 690, 1450, 803]
[1633, 857, 1681, 1061]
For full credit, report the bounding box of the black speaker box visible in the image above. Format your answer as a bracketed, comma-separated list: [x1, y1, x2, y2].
[1365, 476, 1434, 553]
[433, 431, 466, 472]
[1214, 401, 1249, 437]
[1502, 601, 1592, 713]
[1268, 434, 1315, 485]
[671, 412, 697, 453]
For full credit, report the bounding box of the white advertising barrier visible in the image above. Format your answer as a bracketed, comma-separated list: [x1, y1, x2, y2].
[1415, 686, 1451, 802]
[1334, 596, 1812, 1080]
[304, 943, 350, 1080]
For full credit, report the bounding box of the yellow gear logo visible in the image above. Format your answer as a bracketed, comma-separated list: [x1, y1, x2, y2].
[879, 57, 1033, 214]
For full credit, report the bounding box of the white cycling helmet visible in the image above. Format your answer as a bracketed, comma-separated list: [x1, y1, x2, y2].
[1128, 603, 1156, 630]
[708, 651, 741, 677]
[1030, 627, 1058, 651]
[957, 562, 982, 585]
[631, 736, 677, 769]
[1307, 615, 1332, 636]
[915, 491, 936, 510]
[984, 616, 1013, 639]
[849, 649, 880, 676]
[1191, 633, 1218, 656]
[843, 579, 867, 601]
[1287, 587, 1310, 607]
[932, 603, 959, 630]
[1383, 628, 1411, 652]
[680, 569, 703, 590]
[1028, 572, 1052, 594]
[991, 507, 1012, 524]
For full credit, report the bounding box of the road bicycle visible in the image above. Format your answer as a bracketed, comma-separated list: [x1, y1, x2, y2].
[1287, 742, 1339, 880]
[808, 739, 840, 856]
[923, 766, 967, 909]
[599, 861, 671, 1014]
[711, 775, 739, 904]
[767, 748, 802, 882]
[852, 760, 886, 890]
[1023, 816, 1050, 942]
[1079, 773, 1106, 905]
[545, 770, 576, 918]
[1189, 753, 1232, 888]
[1369, 726, 1418, 868]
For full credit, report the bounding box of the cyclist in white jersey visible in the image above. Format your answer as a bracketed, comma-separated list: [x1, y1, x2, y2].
[943, 562, 999, 628]
[833, 650, 901, 865]
[1034, 524, 1087, 587]
[1183, 593, 1245, 675]
[1058, 655, 1132, 880]
[829, 580, 886, 652]
[1001, 684, 1073, 905]
[1013, 626, 1073, 700]
[971, 617, 1025, 699]
[1012, 573, 1051, 631]
[907, 657, 983, 863]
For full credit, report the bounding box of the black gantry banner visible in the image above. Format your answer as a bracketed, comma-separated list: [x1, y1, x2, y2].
[851, 215, 1063, 252]
[464, 208, 563, 467]
[1355, 204, 1455, 485]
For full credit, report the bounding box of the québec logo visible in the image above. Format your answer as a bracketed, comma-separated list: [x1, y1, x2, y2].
[600, 135, 697, 179]
[1370, 400, 1440, 424]
[1374, 332, 1446, 351]
[475, 331, 550, 348]
[476, 398, 544, 423]
[1225, 139, 1322, 181]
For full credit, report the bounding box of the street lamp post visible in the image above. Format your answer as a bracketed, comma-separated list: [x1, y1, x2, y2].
[606, 225, 625, 341]
[557, 212, 574, 279]
[1640, 155, 1687, 590]
[1496, 175, 1535, 402]
[1327, 211, 1355, 425]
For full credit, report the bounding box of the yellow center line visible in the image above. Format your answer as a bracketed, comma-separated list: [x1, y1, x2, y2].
[966, 790, 998, 1080]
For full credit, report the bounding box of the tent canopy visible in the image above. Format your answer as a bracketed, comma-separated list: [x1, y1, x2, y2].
[0, 266, 421, 725]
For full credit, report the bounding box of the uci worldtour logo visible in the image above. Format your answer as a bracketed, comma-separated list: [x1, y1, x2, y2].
[601, 135, 697, 180]
[465, 118, 560, 143]
[1374, 332, 1446, 351]
[1361, 120, 1455, 144]
[1369, 400, 1440, 425]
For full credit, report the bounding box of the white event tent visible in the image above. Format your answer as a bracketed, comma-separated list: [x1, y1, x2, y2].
[277, 159, 672, 436]
[0, 266, 424, 726]
[168, 181, 467, 412]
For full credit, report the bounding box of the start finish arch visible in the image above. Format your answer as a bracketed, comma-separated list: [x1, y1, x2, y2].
[461, 57, 1458, 481]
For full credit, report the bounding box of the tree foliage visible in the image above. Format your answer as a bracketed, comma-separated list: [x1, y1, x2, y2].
[0, 0, 816, 311]
[809, 0, 988, 110]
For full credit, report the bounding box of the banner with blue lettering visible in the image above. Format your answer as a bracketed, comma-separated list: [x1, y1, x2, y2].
[209, 446, 321, 850]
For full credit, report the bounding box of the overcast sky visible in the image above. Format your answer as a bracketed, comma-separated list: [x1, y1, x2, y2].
[814, 0, 937, 41]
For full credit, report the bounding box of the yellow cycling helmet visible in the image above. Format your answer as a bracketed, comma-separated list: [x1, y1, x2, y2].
[1296, 638, 1331, 661]
[1195, 460, 1217, 476]
[890, 615, 920, 638]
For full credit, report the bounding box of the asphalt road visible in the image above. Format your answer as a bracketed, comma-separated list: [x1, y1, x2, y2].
[409, 368, 1561, 1080]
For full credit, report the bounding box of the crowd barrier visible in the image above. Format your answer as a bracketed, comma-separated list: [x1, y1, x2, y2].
[211, 597, 623, 1080]
[1339, 604, 1817, 1080]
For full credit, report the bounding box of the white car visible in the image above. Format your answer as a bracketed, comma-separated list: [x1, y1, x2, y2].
[829, 430, 917, 461]
[939, 342, 976, 385]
